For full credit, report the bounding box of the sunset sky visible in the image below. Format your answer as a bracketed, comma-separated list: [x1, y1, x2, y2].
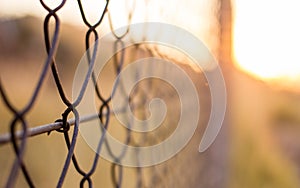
[0, 0, 300, 82]
[233, 0, 300, 81]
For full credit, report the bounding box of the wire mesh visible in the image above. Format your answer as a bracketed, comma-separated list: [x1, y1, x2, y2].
[0, 0, 227, 187]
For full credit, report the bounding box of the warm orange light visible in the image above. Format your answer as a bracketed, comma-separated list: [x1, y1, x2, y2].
[233, 0, 300, 82]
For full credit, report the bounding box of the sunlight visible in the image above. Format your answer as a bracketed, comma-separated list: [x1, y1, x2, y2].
[233, 0, 300, 81]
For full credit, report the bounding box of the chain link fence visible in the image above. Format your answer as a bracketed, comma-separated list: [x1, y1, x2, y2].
[0, 0, 228, 187]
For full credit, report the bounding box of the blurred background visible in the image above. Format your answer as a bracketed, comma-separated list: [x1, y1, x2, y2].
[1, 0, 300, 187]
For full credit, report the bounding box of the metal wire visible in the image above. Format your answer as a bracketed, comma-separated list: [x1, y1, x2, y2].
[0, 0, 217, 187]
[0, 0, 136, 186]
[0, 0, 67, 186]
[107, 0, 136, 39]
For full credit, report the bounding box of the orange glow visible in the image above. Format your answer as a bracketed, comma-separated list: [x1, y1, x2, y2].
[233, 0, 300, 82]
